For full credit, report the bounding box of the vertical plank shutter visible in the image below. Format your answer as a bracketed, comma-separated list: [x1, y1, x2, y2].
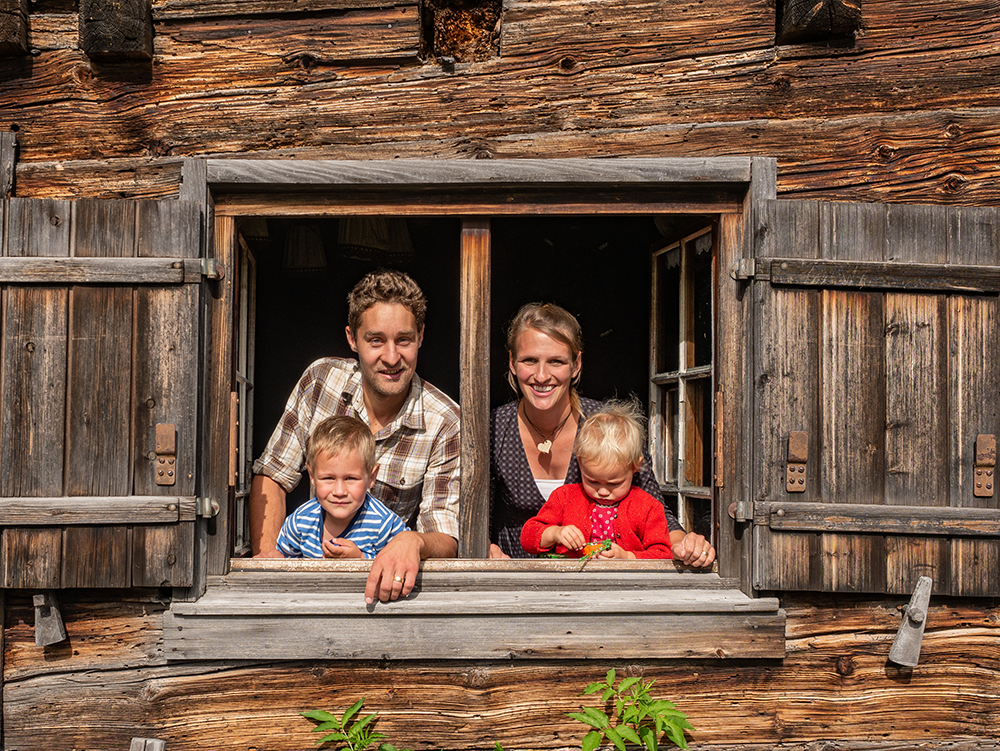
[0, 198, 204, 589]
[749, 200, 1000, 596]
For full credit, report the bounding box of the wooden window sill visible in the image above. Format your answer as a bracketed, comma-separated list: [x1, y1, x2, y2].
[164, 561, 785, 661]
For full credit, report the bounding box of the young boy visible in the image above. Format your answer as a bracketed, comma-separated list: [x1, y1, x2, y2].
[520, 401, 674, 560]
[276, 415, 408, 559]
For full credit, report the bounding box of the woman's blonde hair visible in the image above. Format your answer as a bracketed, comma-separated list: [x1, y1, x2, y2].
[574, 399, 646, 472]
[505, 302, 583, 413]
[306, 415, 377, 474]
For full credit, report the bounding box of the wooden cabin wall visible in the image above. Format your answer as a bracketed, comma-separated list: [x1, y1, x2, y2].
[3, 592, 999, 750]
[0, 0, 997, 203]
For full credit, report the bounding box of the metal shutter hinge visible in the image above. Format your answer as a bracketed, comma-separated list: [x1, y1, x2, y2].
[201, 258, 225, 280]
[974, 434, 996, 498]
[196, 497, 220, 518]
[729, 500, 755, 523]
[730, 258, 770, 281]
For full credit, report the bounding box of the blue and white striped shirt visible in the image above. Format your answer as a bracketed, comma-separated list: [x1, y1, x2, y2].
[276, 492, 409, 559]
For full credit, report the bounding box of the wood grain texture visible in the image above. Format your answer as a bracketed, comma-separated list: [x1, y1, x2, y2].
[0, 0, 28, 56]
[0, 257, 201, 283]
[3, 595, 999, 751]
[79, 0, 153, 61]
[0, 131, 14, 197]
[778, 0, 861, 44]
[458, 219, 489, 558]
[0, 495, 196, 523]
[152, 0, 410, 20]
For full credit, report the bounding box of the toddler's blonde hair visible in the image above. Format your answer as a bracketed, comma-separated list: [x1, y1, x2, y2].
[306, 415, 377, 474]
[574, 399, 645, 473]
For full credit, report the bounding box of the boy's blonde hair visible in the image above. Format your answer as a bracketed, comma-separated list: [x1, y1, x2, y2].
[306, 415, 376, 474]
[574, 399, 645, 472]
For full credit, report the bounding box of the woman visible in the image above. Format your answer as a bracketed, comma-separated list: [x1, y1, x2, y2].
[489, 302, 716, 566]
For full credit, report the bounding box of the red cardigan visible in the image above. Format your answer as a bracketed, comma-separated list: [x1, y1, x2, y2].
[520, 484, 674, 559]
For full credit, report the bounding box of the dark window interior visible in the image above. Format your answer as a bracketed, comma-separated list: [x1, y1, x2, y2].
[248, 215, 690, 509]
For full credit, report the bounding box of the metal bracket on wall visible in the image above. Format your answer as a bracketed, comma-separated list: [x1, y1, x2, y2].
[155, 423, 177, 487]
[888, 576, 933, 667]
[34, 591, 68, 647]
[196, 497, 220, 518]
[786, 431, 808, 493]
[974, 434, 996, 498]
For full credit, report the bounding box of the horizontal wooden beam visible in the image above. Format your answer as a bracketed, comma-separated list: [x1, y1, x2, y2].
[153, 0, 412, 20]
[0, 496, 197, 524]
[758, 258, 1000, 294]
[205, 157, 755, 190]
[165, 580, 784, 660]
[0, 257, 205, 284]
[754, 501, 1000, 537]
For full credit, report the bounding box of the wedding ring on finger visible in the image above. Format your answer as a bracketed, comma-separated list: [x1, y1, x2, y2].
[699, 550, 709, 557]
[393, 575, 404, 583]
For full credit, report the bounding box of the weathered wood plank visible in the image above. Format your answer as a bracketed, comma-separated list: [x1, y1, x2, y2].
[0, 528, 62, 588]
[159, 7, 420, 63]
[65, 199, 135, 499]
[4, 595, 999, 750]
[79, 0, 153, 61]
[0, 496, 196, 523]
[206, 157, 755, 190]
[0, 257, 202, 283]
[756, 501, 1000, 536]
[458, 219, 489, 558]
[502, 0, 775, 63]
[883, 206, 951, 595]
[778, 0, 861, 44]
[164, 611, 786, 660]
[765, 258, 1000, 292]
[152, 0, 411, 20]
[946, 206, 1000, 596]
[130, 200, 201, 588]
[61, 525, 131, 587]
[0, 131, 14, 197]
[0, 0, 28, 56]
[752, 199, 822, 591]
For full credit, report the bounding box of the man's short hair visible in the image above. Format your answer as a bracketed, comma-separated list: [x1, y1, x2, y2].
[574, 399, 645, 472]
[306, 415, 377, 474]
[347, 269, 427, 333]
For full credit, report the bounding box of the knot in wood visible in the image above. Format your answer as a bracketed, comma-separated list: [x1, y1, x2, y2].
[875, 143, 897, 162]
[835, 655, 855, 676]
[945, 123, 963, 139]
[943, 173, 968, 193]
[772, 74, 792, 93]
[559, 56, 577, 72]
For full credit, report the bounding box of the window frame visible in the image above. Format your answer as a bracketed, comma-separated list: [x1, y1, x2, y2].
[194, 156, 769, 593]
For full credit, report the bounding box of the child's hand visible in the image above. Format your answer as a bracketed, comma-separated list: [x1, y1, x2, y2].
[553, 525, 586, 550]
[597, 542, 636, 560]
[323, 538, 364, 559]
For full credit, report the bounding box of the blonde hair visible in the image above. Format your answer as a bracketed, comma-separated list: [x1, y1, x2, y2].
[306, 415, 377, 474]
[506, 302, 583, 413]
[574, 399, 645, 472]
[347, 269, 427, 334]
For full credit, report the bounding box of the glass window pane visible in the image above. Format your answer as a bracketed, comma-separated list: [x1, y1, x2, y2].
[691, 233, 713, 368]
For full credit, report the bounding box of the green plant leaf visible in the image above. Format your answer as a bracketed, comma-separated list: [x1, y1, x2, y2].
[618, 677, 640, 693]
[663, 722, 689, 750]
[605, 668, 616, 685]
[637, 724, 658, 751]
[316, 732, 349, 745]
[310, 722, 341, 733]
[567, 709, 610, 730]
[617, 725, 642, 745]
[603, 726, 627, 751]
[584, 682, 605, 695]
[494, 743, 505, 751]
[582, 729, 603, 751]
[301, 710, 340, 723]
[341, 698, 366, 727]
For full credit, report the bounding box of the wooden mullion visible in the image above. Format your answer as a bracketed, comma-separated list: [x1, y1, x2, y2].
[459, 218, 490, 559]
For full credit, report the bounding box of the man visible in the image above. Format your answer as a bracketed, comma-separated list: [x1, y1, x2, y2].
[250, 269, 460, 603]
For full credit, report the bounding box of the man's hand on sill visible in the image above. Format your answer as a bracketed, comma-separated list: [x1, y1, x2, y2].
[365, 530, 458, 603]
[253, 548, 285, 559]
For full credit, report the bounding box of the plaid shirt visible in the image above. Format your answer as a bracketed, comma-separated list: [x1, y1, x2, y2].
[253, 358, 460, 538]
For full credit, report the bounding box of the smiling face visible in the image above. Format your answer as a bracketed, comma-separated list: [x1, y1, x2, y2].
[346, 302, 423, 402]
[510, 327, 582, 416]
[308, 447, 378, 525]
[578, 457, 635, 506]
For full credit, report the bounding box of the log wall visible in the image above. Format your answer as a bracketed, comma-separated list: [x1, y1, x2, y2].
[3, 593, 999, 750]
[0, 0, 998, 203]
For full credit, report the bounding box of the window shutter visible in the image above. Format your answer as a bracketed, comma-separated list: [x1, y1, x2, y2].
[747, 200, 1000, 596]
[0, 198, 205, 589]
